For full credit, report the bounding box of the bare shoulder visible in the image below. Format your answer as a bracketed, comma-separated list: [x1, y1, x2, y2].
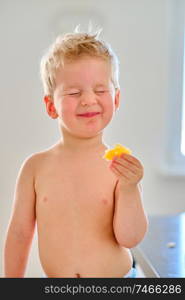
[19, 143, 60, 176]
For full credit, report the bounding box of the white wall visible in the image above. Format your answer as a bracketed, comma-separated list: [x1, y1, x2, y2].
[0, 0, 184, 277]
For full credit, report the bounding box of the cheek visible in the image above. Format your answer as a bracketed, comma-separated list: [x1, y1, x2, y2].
[101, 96, 116, 125]
[61, 99, 75, 112]
[102, 95, 115, 112]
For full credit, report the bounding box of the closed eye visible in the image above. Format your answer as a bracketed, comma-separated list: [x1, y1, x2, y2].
[68, 92, 80, 96]
[95, 91, 106, 94]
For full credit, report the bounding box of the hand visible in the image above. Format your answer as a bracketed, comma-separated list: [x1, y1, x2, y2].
[109, 153, 144, 189]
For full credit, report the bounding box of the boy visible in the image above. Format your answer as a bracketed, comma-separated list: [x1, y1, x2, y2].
[3, 28, 148, 278]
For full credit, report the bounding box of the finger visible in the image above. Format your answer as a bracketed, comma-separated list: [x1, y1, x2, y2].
[111, 162, 133, 179]
[112, 159, 138, 175]
[120, 154, 143, 169]
[116, 156, 144, 175]
[110, 164, 123, 177]
[113, 162, 142, 182]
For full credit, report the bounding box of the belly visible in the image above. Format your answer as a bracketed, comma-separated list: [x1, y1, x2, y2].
[36, 221, 133, 278]
[35, 177, 132, 277]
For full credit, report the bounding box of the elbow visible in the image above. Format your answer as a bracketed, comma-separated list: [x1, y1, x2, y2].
[7, 222, 35, 244]
[114, 221, 148, 249]
[113, 228, 138, 248]
[115, 236, 141, 249]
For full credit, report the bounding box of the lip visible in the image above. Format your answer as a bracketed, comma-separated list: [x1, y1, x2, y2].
[77, 112, 101, 118]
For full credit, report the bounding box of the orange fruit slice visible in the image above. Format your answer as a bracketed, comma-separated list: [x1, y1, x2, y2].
[103, 144, 132, 160]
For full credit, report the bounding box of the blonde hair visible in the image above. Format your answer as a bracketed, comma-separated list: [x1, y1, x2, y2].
[40, 27, 120, 96]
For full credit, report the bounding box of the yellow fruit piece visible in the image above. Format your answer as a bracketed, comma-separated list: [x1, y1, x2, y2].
[103, 144, 132, 160]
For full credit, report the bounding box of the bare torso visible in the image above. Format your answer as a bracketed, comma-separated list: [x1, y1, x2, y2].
[34, 144, 133, 277]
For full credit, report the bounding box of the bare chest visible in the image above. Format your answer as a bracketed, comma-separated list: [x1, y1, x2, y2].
[35, 160, 117, 223]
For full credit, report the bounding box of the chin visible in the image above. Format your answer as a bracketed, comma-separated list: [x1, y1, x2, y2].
[63, 121, 108, 139]
[77, 131, 102, 139]
[74, 127, 104, 138]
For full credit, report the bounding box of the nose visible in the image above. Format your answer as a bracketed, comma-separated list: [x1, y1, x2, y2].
[80, 91, 97, 106]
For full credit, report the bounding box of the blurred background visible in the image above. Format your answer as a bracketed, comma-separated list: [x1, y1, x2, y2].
[0, 0, 185, 277]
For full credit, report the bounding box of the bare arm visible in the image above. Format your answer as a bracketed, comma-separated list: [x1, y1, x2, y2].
[110, 154, 148, 248]
[3, 156, 36, 277]
[113, 182, 148, 248]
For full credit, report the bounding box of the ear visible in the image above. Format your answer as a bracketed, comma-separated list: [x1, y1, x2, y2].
[44, 96, 58, 119]
[114, 88, 120, 111]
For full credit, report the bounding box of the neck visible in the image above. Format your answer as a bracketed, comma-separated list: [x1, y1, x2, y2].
[59, 128, 107, 154]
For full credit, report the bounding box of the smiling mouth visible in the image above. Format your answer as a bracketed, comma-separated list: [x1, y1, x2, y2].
[77, 112, 101, 118]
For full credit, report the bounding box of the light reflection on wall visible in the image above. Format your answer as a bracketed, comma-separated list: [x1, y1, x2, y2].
[178, 213, 185, 277]
[180, 34, 185, 156]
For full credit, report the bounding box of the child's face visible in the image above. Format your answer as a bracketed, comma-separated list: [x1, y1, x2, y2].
[45, 56, 120, 138]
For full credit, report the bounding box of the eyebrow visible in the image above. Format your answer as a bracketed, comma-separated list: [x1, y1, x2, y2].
[62, 85, 81, 91]
[94, 84, 109, 88]
[63, 83, 109, 90]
